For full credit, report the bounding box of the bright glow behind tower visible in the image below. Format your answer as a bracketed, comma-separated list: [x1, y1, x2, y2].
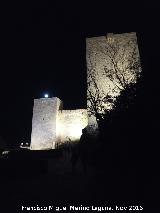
[44, 93, 49, 98]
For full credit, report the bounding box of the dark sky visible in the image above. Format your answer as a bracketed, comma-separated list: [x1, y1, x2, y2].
[1, 1, 159, 146]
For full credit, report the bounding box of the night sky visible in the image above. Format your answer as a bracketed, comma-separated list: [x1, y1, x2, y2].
[1, 2, 159, 146]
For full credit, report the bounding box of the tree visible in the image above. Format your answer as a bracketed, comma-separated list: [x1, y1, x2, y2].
[87, 54, 114, 126]
[87, 33, 141, 127]
[102, 35, 141, 90]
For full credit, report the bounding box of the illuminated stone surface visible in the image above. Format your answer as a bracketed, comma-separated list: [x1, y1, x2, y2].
[86, 32, 141, 134]
[30, 32, 141, 150]
[57, 109, 88, 144]
[30, 97, 88, 150]
[30, 97, 63, 150]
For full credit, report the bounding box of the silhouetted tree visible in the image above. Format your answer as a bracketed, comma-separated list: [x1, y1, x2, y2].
[87, 35, 141, 126]
[102, 36, 141, 90]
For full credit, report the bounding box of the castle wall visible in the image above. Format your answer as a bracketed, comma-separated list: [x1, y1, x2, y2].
[30, 97, 88, 150]
[57, 109, 88, 144]
[30, 97, 62, 150]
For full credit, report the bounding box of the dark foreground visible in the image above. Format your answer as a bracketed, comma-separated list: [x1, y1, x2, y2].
[0, 148, 159, 212]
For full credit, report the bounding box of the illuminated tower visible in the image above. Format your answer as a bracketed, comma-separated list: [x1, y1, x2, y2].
[30, 97, 63, 150]
[30, 97, 88, 150]
[86, 32, 141, 134]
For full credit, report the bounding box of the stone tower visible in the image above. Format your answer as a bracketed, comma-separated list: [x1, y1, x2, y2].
[86, 32, 141, 134]
[30, 97, 63, 150]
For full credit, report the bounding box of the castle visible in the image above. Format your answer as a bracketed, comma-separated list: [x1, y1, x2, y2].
[30, 97, 88, 150]
[30, 32, 141, 150]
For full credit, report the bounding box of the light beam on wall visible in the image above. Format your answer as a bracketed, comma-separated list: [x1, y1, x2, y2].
[70, 125, 82, 140]
[57, 110, 88, 143]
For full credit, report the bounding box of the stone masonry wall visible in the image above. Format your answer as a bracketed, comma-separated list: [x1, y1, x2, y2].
[30, 97, 62, 150]
[57, 109, 88, 144]
[86, 32, 141, 134]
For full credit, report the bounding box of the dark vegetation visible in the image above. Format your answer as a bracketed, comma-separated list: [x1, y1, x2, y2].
[89, 77, 145, 197]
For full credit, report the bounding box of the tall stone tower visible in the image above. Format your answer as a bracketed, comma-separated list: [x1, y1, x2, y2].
[30, 97, 63, 150]
[86, 32, 141, 134]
